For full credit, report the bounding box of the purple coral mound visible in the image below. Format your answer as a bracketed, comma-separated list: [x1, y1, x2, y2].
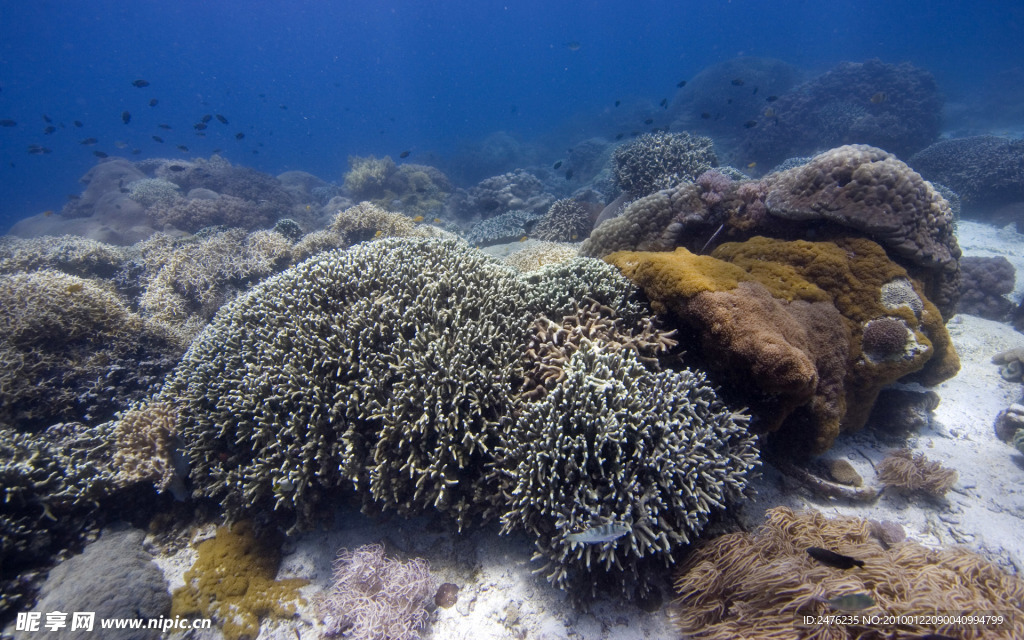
[317, 544, 437, 640]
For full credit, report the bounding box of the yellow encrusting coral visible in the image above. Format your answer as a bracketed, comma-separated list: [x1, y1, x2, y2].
[670, 506, 1024, 639]
[171, 521, 307, 640]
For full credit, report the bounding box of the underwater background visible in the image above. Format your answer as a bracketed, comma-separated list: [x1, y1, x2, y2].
[1, 0, 1022, 229]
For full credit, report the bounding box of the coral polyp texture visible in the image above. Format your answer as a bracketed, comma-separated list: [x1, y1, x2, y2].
[670, 507, 1024, 639]
[317, 544, 436, 640]
[607, 236, 959, 454]
[612, 131, 718, 198]
[531, 198, 592, 242]
[495, 342, 759, 598]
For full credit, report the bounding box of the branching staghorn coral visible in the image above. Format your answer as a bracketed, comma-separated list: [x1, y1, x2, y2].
[876, 449, 958, 496]
[317, 544, 436, 640]
[670, 506, 1024, 639]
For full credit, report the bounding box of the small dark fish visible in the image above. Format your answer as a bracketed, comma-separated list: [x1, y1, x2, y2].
[149, 98, 159, 107]
[870, 91, 887, 104]
[614, 100, 620, 107]
[121, 111, 131, 124]
[659, 98, 668, 108]
[235, 132, 245, 140]
[615, 133, 624, 140]
[644, 118, 654, 125]
[752, 86, 758, 94]
[399, 150, 411, 158]
[215, 114, 229, 124]
[0, 119, 17, 127]
[152, 135, 164, 143]
[73, 120, 83, 127]
[731, 78, 744, 86]
[727, 98, 733, 104]
[676, 80, 687, 88]
[27, 145, 52, 154]
[80, 137, 98, 145]
[43, 125, 56, 134]
[176, 145, 189, 152]
[93, 150, 108, 158]
[630, 130, 640, 137]
[159, 123, 172, 130]
[806, 547, 864, 569]
[132, 79, 150, 88]
[553, 160, 562, 169]
[565, 41, 581, 51]
[201, 114, 212, 123]
[279, 104, 287, 110]
[766, 95, 779, 102]
[42, 114, 53, 123]
[700, 112, 711, 119]
[131, 148, 141, 155]
[194, 123, 207, 131]
[167, 165, 186, 172]
[824, 593, 875, 611]
[565, 169, 573, 180]
[195, 132, 206, 138]
[258, 93, 266, 98]
[67, 194, 81, 200]
[743, 120, 758, 128]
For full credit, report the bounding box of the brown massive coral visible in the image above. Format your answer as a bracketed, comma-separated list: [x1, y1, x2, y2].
[585, 145, 962, 319]
[607, 236, 959, 454]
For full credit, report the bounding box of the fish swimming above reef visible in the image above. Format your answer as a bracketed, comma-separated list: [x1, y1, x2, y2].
[806, 546, 864, 569]
[743, 120, 758, 128]
[121, 111, 131, 124]
[565, 523, 629, 544]
[73, 120, 83, 127]
[79, 137, 98, 145]
[93, 151, 108, 158]
[132, 79, 150, 88]
[149, 98, 159, 107]
[552, 160, 562, 169]
[677, 80, 687, 88]
[564, 41, 581, 51]
[1, 119, 17, 126]
[152, 135, 164, 143]
[215, 114, 229, 124]
[399, 150, 411, 158]
[731, 78, 745, 86]
[821, 593, 875, 611]
[235, 132, 245, 140]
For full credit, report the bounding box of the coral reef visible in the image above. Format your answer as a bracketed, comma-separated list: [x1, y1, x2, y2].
[18, 528, 170, 640]
[109, 399, 181, 494]
[316, 544, 436, 640]
[344, 155, 398, 200]
[495, 342, 759, 598]
[149, 193, 276, 232]
[582, 182, 709, 256]
[762, 145, 961, 318]
[910, 136, 1024, 213]
[501, 241, 579, 272]
[329, 201, 448, 245]
[519, 298, 677, 401]
[126, 178, 182, 208]
[343, 157, 453, 217]
[0, 235, 126, 278]
[446, 169, 553, 219]
[159, 239, 535, 528]
[171, 521, 307, 640]
[867, 388, 939, 442]
[958, 255, 1016, 321]
[60, 158, 147, 219]
[993, 402, 1024, 442]
[606, 236, 959, 454]
[0, 270, 182, 429]
[876, 449, 958, 496]
[531, 198, 592, 242]
[670, 506, 1024, 639]
[1, 422, 118, 616]
[611, 131, 718, 198]
[743, 59, 942, 168]
[464, 209, 543, 246]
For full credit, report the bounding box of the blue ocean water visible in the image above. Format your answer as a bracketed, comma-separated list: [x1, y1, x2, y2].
[0, 0, 1021, 231]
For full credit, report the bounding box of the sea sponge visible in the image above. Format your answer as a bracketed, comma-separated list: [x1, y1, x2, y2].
[611, 131, 718, 197]
[876, 449, 958, 496]
[670, 506, 1024, 639]
[171, 521, 307, 640]
[316, 544, 436, 640]
[496, 342, 759, 598]
[607, 236, 960, 453]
